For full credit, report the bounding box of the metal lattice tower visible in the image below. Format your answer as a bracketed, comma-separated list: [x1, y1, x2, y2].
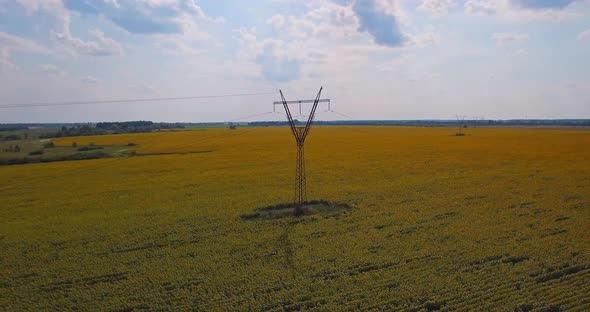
[273, 87, 329, 209]
[456, 115, 467, 135]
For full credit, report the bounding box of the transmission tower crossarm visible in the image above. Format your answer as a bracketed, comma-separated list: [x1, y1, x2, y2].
[280, 89, 300, 142]
[301, 87, 323, 141]
[272, 99, 330, 105]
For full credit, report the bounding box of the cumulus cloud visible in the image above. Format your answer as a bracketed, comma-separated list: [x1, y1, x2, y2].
[408, 31, 441, 46]
[578, 29, 590, 40]
[15, 0, 63, 13]
[13, 0, 122, 57]
[258, 54, 302, 82]
[0, 31, 51, 54]
[235, 28, 302, 82]
[233, 2, 367, 82]
[38, 64, 63, 75]
[52, 27, 123, 56]
[80, 76, 99, 84]
[138, 0, 180, 8]
[465, 0, 581, 20]
[352, 0, 406, 47]
[492, 32, 529, 46]
[267, 14, 286, 28]
[234, 0, 438, 82]
[63, 0, 182, 34]
[0, 31, 51, 71]
[511, 0, 576, 10]
[63, 0, 223, 34]
[418, 0, 456, 16]
[465, 0, 502, 15]
[186, 0, 225, 23]
[0, 49, 16, 72]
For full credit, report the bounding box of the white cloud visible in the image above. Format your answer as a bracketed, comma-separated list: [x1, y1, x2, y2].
[152, 12, 212, 56]
[15, 0, 63, 13]
[374, 0, 407, 20]
[418, 0, 456, 16]
[234, 0, 440, 83]
[186, 0, 225, 23]
[512, 48, 526, 56]
[0, 49, 16, 72]
[464, 0, 582, 21]
[0, 31, 51, 54]
[138, 0, 180, 8]
[267, 14, 286, 28]
[408, 31, 442, 46]
[14, 0, 123, 56]
[0, 31, 51, 72]
[492, 32, 529, 46]
[578, 29, 590, 40]
[103, 0, 121, 8]
[38, 64, 63, 75]
[465, 0, 504, 15]
[52, 23, 123, 57]
[80, 76, 99, 84]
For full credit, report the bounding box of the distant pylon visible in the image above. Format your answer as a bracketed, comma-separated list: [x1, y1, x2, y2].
[456, 115, 467, 135]
[273, 87, 329, 211]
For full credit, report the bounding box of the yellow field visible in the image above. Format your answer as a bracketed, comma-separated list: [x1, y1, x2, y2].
[1, 127, 589, 311]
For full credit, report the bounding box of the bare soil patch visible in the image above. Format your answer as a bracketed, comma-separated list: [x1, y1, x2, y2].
[241, 200, 352, 221]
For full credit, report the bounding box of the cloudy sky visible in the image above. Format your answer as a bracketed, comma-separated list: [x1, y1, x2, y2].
[1, 0, 589, 123]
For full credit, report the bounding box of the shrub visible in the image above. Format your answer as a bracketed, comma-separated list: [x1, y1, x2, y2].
[0, 157, 34, 165]
[41, 151, 110, 162]
[3, 134, 21, 141]
[128, 142, 137, 146]
[514, 303, 534, 312]
[540, 305, 561, 312]
[29, 150, 44, 156]
[77, 146, 104, 152]
[72, 142, 78, 147]
[14, 145, 20, 152]
[43, 142, 55, 148]
[425, 301, 443, 311]
[38, 133, 56, 139]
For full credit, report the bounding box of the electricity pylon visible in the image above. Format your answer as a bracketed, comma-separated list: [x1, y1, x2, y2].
[273, 87, 330, 212]
[456, 115, 467, 135]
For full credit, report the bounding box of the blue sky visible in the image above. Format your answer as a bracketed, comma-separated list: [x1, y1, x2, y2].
[0, 0, 589, 122]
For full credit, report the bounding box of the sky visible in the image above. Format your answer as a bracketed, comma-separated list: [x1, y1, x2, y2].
[0, 0, 589, 123]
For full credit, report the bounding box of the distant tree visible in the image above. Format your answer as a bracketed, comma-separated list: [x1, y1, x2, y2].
[3, 134, 21, 141]
[43, 142, 55, 148]
[14, 144, 21, 152]
[29, 150, 44, 156]
[72, 142, 78, 148]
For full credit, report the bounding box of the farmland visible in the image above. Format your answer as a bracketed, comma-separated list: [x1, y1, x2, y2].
[1, 126, 589, 311]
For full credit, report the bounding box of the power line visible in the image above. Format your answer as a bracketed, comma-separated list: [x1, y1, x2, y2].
[329, 110, 354, 119]
[226, 111, 274, 122]
[0, 91, 276, 109]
